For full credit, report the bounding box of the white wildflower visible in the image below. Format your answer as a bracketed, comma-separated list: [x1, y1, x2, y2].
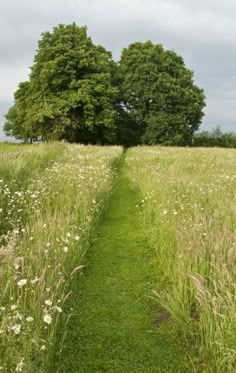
[75, 235, 80, 241]
[26, 316, 34, 323]
[45, 300, 52, 306]
[17, 279, 27, 288]
[16, 358, 24, 372]
[11, 304, 18, 311]
[56, 306, 62, 313]
[63, 246, 68, 253]
[11, 324, 21, 335]
[30, 277, 39, 285]
[43, 314, 52, 325]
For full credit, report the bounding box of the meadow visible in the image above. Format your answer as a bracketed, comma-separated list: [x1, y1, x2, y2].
[0, 143, 235, 372]
[0, 143, 122, 372]
[127, 147, 236, 372]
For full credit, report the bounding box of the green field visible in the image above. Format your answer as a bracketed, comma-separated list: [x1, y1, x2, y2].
[0, 144, 235, 372]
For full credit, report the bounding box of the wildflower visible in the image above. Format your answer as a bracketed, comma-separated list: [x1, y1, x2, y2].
[16, 358, 24, 372]
[17, 279, 27, 288]
[56, 306, 62, 313]
[45, 300, 52, 306]
[26, 316, 34, 322]
[66, 232, 71, 238]
[46, 242, 50, 248]
[11, 324, 21, 335]
[31, 277, 39, 284]
[41, 345, 46, 351]
[43, 314, 52, 325]
[63, 246, 68, 253]
[75, 235, 80, 241]
[11, 304, 17, 311]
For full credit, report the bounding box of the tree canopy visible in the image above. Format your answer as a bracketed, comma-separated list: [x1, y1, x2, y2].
[116, 41, 205, 146]
[4, 23, 117, 144]
[4, 24, 206, 146]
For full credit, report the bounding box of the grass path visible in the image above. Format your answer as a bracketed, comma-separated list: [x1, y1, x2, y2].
[56, 156, 190, 372]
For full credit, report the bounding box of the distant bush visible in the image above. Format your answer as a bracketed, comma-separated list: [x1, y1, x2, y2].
[193, 126, 236, 148]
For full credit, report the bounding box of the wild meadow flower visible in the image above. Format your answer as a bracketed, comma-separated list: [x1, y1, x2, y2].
[26, 316, 34, 323]
[17, 279, 27, 288]
[63, 246, 68, 253]
[43, 314, 52, 325]
[11, 324, 21, 335]
[30, 277, 39, 284]
[15, 358, 24, 372]
[75, 235, 80, 241]
[45, 300, 52, 306]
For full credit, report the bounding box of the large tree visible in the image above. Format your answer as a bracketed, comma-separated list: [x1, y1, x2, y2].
[116, 41, 205, 146]
[4, 23, 117, 143]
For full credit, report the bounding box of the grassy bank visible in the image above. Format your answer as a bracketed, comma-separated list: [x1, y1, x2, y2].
[126, 146, 236, 372]
[0, 143, 122, 372]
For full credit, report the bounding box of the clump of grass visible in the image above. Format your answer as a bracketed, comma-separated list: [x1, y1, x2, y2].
[0, 143, 122, 372]
[127, 146, 236, 372]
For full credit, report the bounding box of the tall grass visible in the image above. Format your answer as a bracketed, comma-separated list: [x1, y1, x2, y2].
[0, 143, 122, 372]
[0, 143, 66, 238]
[127, 146, 236, 372]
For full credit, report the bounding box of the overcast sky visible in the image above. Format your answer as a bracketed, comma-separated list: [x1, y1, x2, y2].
[1, 0, 236, 141]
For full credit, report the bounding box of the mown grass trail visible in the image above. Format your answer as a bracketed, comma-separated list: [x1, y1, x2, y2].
[57, 155, 190, 372]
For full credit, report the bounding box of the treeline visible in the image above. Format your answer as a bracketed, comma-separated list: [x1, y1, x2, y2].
[193, 126, 236, 148]
[4, 23, 207, 146]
